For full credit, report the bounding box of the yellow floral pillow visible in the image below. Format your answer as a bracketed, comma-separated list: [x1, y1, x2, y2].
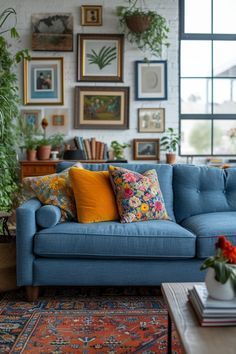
[23, 164, 83, 221]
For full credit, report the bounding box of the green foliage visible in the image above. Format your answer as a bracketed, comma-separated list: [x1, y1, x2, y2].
[37, 133, 65, 149]
[160, 128, 180, 153]
[111, 140, 131, 160]
[86, 46, 117, 70]
[117, 0, 169, 58]
[201, 257, 236, 286]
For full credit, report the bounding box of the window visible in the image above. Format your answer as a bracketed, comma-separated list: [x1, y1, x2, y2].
[179, 0, 236, 156]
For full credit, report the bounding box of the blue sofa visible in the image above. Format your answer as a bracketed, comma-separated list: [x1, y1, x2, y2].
[16, 163, 236, 300]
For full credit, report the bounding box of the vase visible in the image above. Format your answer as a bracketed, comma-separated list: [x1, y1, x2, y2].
[205, 267, 235, 301]
[166, 153, 176, 165]
[26, 149, 37, 161]
[37, 145, 51, 160]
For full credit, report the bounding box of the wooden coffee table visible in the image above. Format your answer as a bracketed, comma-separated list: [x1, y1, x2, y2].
[161, 283, 236, 354]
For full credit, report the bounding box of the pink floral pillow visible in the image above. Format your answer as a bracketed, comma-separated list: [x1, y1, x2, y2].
[109, 166, 170, 223]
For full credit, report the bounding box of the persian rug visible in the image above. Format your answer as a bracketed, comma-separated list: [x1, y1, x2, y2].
[0, 287, 182, 353]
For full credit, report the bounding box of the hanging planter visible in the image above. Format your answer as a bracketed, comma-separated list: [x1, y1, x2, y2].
[125, 14, 151, 33]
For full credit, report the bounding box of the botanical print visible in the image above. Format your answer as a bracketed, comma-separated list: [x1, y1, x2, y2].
[83, 95, 121, 121]
[86, 46, 117, 70]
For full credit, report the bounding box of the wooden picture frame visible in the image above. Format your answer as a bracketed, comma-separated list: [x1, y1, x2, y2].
[80, 5, 102, 26]
[23, 57, 64, 105]
[20, 109, 42, 129]
[52, 114, 65, 126]
[133, 139, 160, 160]
[74, 86, 129, 129]
[135, 60, 167, 100]
[138, 108, 165, 133]
[77, 34, 124, 82]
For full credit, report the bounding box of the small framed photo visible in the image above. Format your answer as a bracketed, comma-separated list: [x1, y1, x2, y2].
[138, 108, 165, 133]
[74, 86, 129, 129]
[80, 5, 102, 26]
[20, 109, 42, 129]
[77, 34, 124, 82]
[135, 60, 167, 100]
[52, 114, 65, 126]
[133, 139, 160, 161]
[23, 57, 64, 105]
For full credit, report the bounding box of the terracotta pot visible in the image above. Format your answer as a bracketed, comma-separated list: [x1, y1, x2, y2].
[26, 149, 37, 161]
[37, 145, 51, 160]
[205, 267, 235, 301]
[125, 15, 151, 33]
[166, 153, 176, 165]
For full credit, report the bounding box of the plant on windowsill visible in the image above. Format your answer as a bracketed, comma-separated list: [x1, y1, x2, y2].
[160, 128, 180, 164]
[111, 141, 131, 161]
[116, 0, 169, 59]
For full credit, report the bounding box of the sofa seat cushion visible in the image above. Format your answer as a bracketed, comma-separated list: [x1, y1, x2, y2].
[181, 212, 236, 258]
[34, 220, 196, 259]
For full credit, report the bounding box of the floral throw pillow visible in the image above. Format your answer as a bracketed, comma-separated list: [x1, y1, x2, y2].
[109, 166, 170, 223]
[23, 163, 83, 221]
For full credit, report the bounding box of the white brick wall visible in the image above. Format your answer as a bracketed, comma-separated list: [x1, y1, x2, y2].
[1, 0, 179, 161]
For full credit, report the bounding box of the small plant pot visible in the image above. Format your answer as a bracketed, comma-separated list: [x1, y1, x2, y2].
[205, 267, 235, 301]
[166, 153, 176, 165]
[26, 149, 37, 161]
[37, 145, 52, 160]
[125, 15, 151, 33]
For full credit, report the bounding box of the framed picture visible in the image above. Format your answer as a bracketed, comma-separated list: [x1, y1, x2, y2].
[74, 86, 129, 129]
[23, 57, 64, 105]
[77, 34, 124, 82]
[138, 108, 165, 133]
[32, 13, 73, 51]
[20, 109, 42, 129]
[52, 114, 65, 126]
[135, 60, 167, 100]
[80, 5, 102, 26]
[133, 139, 160, 160]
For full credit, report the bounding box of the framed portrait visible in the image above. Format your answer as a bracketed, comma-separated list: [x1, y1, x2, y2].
[32, 13, 73, 51]
[135, 60, 167, 100]
[80, 5, 102, 26]
[77, 34, 124, 82]
[23, 57, 64, 105]
[74, 86, 129, 129]
[20, 109, 42, 129]
[52, 114, 65, 126]
[138, 108, 165, 133]
[133, 139, 160, 161]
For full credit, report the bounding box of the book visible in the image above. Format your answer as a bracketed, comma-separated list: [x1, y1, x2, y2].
[84, 139, 92, 160]
[100, 143, 105, 160]
[91, 137, 96, 160]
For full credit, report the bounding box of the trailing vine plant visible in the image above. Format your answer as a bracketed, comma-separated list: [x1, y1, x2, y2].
[0, 8, 29, 211]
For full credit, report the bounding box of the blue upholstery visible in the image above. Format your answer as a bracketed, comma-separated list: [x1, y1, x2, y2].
[181, 211, 236, 258]
[36, 205, 61, 228]
[173, 165, 236, 223]
[34, 220, 196, 259]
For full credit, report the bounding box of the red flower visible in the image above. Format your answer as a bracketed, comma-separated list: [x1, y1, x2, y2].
[124, 188, 134, 198]
[215, 236, 227, 250]
[154, 201, 163, 211]
[216, 235, 236, 264]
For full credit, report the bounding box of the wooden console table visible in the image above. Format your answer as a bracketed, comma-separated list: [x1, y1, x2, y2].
[20, 160, 62, 181]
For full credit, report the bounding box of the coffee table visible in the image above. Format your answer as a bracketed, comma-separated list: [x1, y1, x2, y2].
[161, 283, 236, 354]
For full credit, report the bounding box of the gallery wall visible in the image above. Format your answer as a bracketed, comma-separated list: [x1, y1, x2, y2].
[1, 0, 179, 162]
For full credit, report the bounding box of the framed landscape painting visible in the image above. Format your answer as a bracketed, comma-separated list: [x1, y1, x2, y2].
[133, 139, 160, 161]
[77, 34, 124, 82]
[74, 86, 129, 129]
[23, 57, 64, 105]
[138, 108, 165, 133]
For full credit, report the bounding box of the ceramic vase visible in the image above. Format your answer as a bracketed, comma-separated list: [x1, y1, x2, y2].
[37, 145, 51, 160]
[205, 267, 235, 301]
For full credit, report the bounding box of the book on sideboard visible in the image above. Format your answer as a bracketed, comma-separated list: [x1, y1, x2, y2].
[73, 136, 108, 161]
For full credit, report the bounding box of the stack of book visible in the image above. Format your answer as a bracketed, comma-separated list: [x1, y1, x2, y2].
[188, 284, 236, 326]
[74, 136, 108, 161]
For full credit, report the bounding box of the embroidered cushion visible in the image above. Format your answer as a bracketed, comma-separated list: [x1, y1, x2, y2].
[108, 165, 170, 223]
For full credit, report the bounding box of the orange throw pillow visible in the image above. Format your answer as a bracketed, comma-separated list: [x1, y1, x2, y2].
[69, 167, 119, 223]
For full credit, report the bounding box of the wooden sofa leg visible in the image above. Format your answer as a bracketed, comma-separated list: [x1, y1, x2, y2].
[26, 286, 39, 301]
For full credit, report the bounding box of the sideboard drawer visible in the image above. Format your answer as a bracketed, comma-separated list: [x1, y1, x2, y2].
[20, 160, 62, 181]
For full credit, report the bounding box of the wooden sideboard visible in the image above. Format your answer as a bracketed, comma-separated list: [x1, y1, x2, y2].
[20, 160, 62, 181]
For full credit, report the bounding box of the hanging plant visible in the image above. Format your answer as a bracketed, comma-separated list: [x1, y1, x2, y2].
[117, 0, 169, 58]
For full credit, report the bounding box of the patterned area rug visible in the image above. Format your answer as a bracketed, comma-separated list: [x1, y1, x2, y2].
[0, 287, 182, 353]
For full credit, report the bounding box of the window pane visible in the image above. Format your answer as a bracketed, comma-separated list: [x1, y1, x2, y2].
[213, 120, 236, 154]
[181, 41, 211, 77]
[184, 0, 211, 33]
[214, 41, 236, 77]
[213, 79, 236, 113]
[181, 120, 212, 155]
[214, 0, 236, 34]
[181, 79, 212, 113]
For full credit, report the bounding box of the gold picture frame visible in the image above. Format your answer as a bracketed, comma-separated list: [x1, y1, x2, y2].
[80, 5, 102, 26]
[133, 139, 160, 161]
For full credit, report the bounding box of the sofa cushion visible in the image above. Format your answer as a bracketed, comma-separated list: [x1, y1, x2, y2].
[34, 220, 196, 259]
[181, 212, 236, 258]
[36, 205, 61, 228]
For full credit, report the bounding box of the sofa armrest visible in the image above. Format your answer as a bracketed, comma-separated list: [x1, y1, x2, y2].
[16, 198, 42, 286]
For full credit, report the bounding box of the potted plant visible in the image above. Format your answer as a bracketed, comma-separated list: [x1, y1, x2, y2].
[24, 139, 38, 161]
[37, 137, 52, 160]
[111, 141, 131, 160]
[160, 128, 180, 164]
[117, 0, 169, 58]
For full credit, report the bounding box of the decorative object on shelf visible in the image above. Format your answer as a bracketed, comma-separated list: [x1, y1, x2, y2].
[20, 109, 42, 129]
[77, 34, 124, 82]
[80, 5, 102, 26]
[111, 141, 131, 160]
[52, 114, 65, 126]
[138, 108, 165, 133]
[133, 139, 160, 161]
[135, 61, 167, 100]
[31, 13, 73, 51]
[160, 127, 180, 164]
[50, 151, 59, 160]
[23, 57, 64, 105]
[116, 0, 169, 58]
[201, 236, 236, 301]
[74, 86, 129, 129]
